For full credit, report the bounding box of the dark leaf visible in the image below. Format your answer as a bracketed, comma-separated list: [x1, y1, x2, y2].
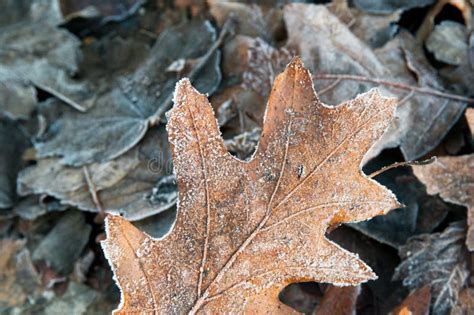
[35, 20, 221, 166]
[0, 115, 29, 209]
[393, 222, 469, 315]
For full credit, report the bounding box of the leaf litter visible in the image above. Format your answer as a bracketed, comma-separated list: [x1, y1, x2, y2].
[1, 0, 474, 313]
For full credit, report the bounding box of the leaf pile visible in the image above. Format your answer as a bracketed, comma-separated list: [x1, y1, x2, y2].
[1, 0, 474, 314]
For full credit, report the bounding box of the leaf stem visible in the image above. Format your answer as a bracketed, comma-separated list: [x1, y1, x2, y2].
[149, 18, 236, 126]
[368, 156, 437, 178]
[83, 166, 106, 223]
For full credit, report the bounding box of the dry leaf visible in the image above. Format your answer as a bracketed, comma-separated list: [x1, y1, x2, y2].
[426, 21, 469, 66]
[393, 222, 469, 315]
[466, 108, 474, 141]
[412, 155, 474, 250]
[390, 286, 431, 315]
[36, 20, 221, 166]
[353, 0, 434, 14]
[208, 0, 283, 43]
[0, 115, 29, 210]
[451, 287, 474, 315]
[284, 4, 466, 161]
[102, 58, 399, 313]
[0, 0, 89, 112]
[18, 126, 175, 221]
[313, 285, 360, 315]
[213, 35, 292, 133]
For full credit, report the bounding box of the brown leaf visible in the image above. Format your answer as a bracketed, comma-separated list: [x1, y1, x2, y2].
[391, 286, 431, 315]
[412, 155, 474, 250]
[314, 285, 360, 315]
[451, 287, 474, 314]
[466, 108, 474, 141]
[102, 58, 399, 313]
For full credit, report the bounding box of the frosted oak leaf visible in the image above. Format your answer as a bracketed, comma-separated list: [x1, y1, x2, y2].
[102, 58, 399, 314]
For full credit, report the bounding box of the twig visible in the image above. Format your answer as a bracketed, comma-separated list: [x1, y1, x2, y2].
[313, 74, 474, 104]
[149, 18, 236, 125]
[318, 78, 342, 96]
[368, 156, 437, 178]
[83, 166, 106, 222]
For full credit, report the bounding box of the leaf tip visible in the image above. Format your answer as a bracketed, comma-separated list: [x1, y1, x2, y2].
[287, 56, 305, 69]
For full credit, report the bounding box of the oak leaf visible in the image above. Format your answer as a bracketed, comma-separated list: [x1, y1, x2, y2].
[102, 58, 399, 313]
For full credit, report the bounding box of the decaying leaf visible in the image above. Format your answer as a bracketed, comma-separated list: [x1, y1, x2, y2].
[0, 239, 28, 309]
[213, 35, 291, 133]
[102, 59, 399, 313]
[314, 285, 360, 315]
[32, 211, 92, 275]
[284, 4, 466, 161]
[18, 126, 174, 221]
[36, 20, 221, 166]
[466, 108, 474, 141]
[328, 0, 400, 48]
[0, 115, 29, 210]
[391, 286, 430, 315]
[0, 0, 89, 112]
[451, 287, 474, 315]
[328, 225, 405, 314]
[370, 31, 466, 161]
[412, 155, 474, 250]
[353, 0, 435, 14]
[426, 21, 469, 66]
[393, 222, 469, 315]
[208, 0, 283, 43]
[350, 167, 449, 247]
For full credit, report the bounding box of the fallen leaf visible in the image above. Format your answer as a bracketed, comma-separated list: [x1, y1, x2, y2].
[18, 126, 175, 221]
[351, 167, 449, 247]
[208, 0, 284, 43]
[283, 4, 466, 161]
[328, 0, 400, 48]
[0, 80, 36, 120]
[370, 31, 466, 161]
[102, 58, 399, 313]
[314, 285, 360, 315]
[412, 155, 474, 250]
[43, 282, 97, 315]
[213, 35, 292, 134]
[451, 287, 474, 315]
[390, 286, 431, 315]
[0, 239, 28, 309]
[426, 21, 469, 66]
[329, 225, 405, 314]
[279, 282, 323, 313]
[60, 0, 143, 19]
[393, 221, 469, 315]
[0, 0, 90, 112]
[353, 0, 435, 14]
[466, 108, 474, 141]
[416, 0, 471, 43]
[32, 211, 92, 275]
[0, 115, 29, 210]
[35, 20, 221, 166]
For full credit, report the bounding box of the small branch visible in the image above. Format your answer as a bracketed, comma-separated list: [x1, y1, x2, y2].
[313, 74, 474, 104]
[318, 78, 342, 96]
[149, 18, 236, 125]
[83, 166, 106, 223]
[368, 156, 437, 178]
